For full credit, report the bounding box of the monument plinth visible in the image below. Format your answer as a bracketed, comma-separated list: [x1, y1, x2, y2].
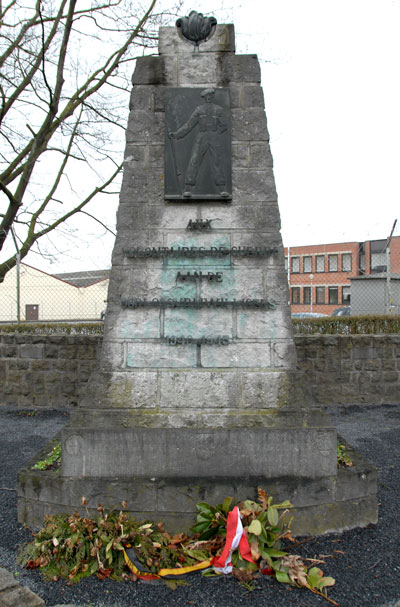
[18, 16, 378, 535]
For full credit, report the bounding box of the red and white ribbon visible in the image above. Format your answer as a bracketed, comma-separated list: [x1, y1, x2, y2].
[211, 506, 255, 574]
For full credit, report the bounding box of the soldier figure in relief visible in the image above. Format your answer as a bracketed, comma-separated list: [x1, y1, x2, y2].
[169, 88, 229, 198]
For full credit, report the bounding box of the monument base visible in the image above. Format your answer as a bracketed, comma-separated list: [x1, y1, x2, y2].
[18, 435, 377, 536]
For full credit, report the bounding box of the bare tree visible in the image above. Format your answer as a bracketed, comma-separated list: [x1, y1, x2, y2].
[0, 0, 167, 282]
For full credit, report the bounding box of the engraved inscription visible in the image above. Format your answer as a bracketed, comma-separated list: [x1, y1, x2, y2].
[186, 219, 212, 230]
[123, 246, 278, 258]
[164, 336, 230, 345]
[176, 271, 222, 282]
[121, 298, 276, 310]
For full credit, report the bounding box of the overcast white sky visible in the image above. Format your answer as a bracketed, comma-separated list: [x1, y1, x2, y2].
[34, 0, 400, 272]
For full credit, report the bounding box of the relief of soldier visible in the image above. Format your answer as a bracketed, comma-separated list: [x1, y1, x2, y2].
[168, 88, 230, 199]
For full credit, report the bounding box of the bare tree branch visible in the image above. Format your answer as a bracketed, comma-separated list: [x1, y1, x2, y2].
[0, 0, 168, 282]
[79, 210, 116, 236]
[0, 161, 122, 281]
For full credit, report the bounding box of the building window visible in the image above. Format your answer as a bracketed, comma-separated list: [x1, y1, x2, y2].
[316, 255, 325, 272]
[342, 253, 352, 272]
[328, 286, 338, 304]
[316, 286, 325, 304]
[304, 287, 311, 304]
[291, 287, 300, 304]
[342, 286, 351, 304]
[328, 254, 338, 272]
[291, 257, 300, 273]
[303, 256, 312, 273]
[284, 257, 288, 271]
[370, 240, 387, 273]
[370, 252, 386, 273]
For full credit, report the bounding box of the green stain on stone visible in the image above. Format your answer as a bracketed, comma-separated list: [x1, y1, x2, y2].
[166, 235, 231, 268]
[121, 317, 159, 339]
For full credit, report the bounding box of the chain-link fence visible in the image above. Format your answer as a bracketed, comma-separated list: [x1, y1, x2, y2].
[1, 235, 400, 324]
[285, 235, 400, 318]
[0, 263, 109, 322]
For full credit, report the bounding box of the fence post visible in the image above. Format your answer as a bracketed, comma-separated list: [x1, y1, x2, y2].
[10, 227, 21, 324]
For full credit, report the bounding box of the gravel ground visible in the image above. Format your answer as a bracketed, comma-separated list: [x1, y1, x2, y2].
[0, 404, 399, 607]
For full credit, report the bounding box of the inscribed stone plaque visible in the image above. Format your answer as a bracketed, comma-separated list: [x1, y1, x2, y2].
[165, 88, 232, 200]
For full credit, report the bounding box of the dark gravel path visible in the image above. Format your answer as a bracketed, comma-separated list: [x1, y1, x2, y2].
[0, 404, 399, 607]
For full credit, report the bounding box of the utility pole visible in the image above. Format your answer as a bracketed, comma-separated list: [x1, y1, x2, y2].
[384, 219, 397, 314]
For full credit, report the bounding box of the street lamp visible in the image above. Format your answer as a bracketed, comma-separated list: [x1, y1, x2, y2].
[310, 274, 314, 313]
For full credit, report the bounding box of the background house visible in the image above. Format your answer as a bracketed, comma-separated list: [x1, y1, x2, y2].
[0, 264, 109, 322]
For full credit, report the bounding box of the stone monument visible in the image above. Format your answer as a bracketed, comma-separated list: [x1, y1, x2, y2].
[18, 12, 378, 535]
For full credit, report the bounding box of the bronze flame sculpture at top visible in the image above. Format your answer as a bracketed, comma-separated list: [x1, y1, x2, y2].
[176, 10, 217, 47]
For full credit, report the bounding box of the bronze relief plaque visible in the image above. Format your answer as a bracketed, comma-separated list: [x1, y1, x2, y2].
[165, 87, 232, 201]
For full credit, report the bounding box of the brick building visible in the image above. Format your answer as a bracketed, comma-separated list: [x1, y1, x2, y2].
[284, 236, 400, 315]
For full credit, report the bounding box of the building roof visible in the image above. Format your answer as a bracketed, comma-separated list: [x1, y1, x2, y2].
[52, 269, 110, 287]
[350, 274, 400, 281]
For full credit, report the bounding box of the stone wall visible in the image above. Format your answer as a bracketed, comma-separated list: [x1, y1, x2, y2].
[1, 333, 399, 407]
[295, 334, 400, 405]
[0, 333, 100, 408]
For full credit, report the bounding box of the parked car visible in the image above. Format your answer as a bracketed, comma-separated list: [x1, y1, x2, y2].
[331, 306, 351, 317]
[291, 312, 329, 318]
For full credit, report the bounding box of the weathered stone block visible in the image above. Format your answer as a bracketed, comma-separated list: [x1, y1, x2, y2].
[158, 25, 235, 55]
[30, 359, 51, 371]
[29, 336, 46, 345]
[229, 84, 265, 109]
[101, 340, 124, 368]
[364, 359, 382, 371]
[119, 268, 196, 301]
[241, 370, 285, 408]
[120, 172, 164, 202]
[201, 342, 272, 368]
[196, 201, 281, 232]
[237, 309, 291, 339]
[54, 359, 78, 372]
[129, 85, 158, 111]
[57, 345, 78, 359]
[0, 334, 15, 344]
[164, 308, 233, 338]
[165, 54, 223, 86]
[61, 427, 336, 478]
[126, 110, 164, 143]
[232, 108, 269, 141]
[116, 310, 161, 340]
[44, 344, 59, 358]
[272, 340, 297, 368]
[19, 344, 43, 359]
[198, 268, 263, 300]
[0, 345, 16, 357]
[124, 143, 164, 169]
[221, 54, 261, 83]
[232, 169, 277, 202]
[160, 370, 240, 409]
[126, 342, 197, 368]
[291, 494, 378, 536]
[383, 371, 398, 382]
[80, 370, 159, 409]
[132, 56, 166, 85]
